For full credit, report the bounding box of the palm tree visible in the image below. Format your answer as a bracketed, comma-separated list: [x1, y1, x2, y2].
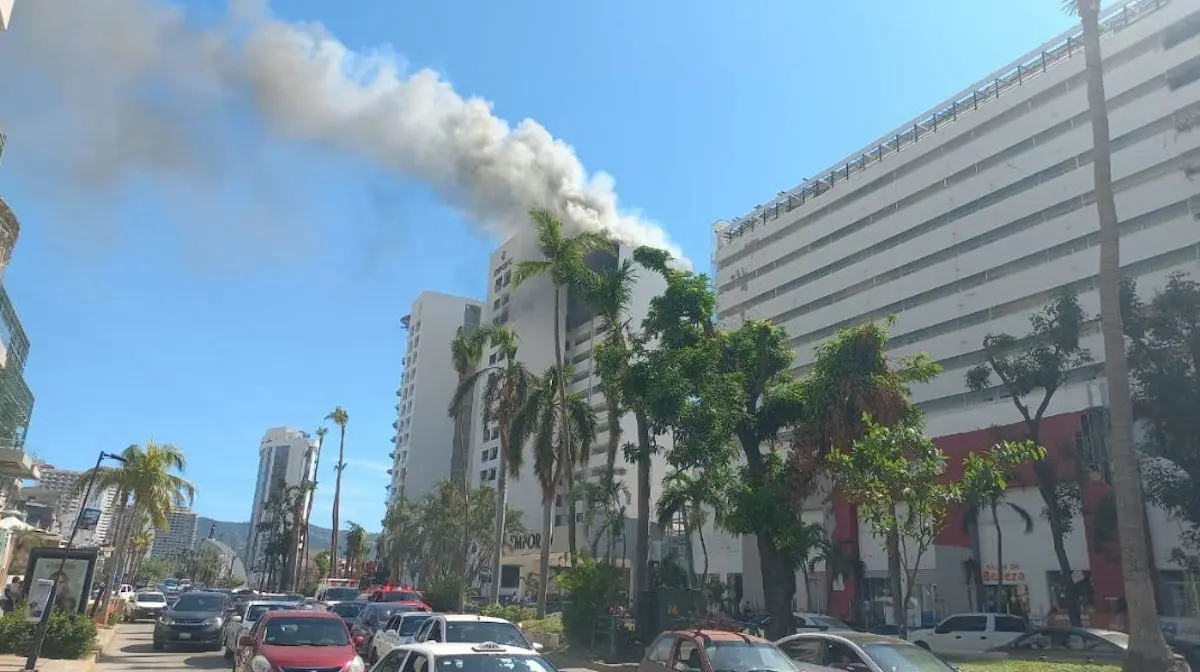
[344, 522, 366, 579]
[78, 441, 195, 617]
[1062, 2, 1170, 668]
[656, 469, 727, 584]
[450, 327, 484, 599]
[510, 362, 597, 617]
[447, 323, 535, 603]
[325, 407, 350, 578]
[963, 496, 1034, 612]
[512, 208, 610, 559]
[300, 426, 326, 587]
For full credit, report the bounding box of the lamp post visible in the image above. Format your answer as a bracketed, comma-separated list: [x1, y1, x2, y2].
[23, 451, 125, 672]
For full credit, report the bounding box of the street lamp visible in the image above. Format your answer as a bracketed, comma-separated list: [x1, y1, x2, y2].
[23, 451, 125, 672]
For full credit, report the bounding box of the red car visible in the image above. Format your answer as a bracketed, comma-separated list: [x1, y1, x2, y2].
[369, 587, 431, 612]
[236, 610, 365, 672]
[639, 629, 824, 672]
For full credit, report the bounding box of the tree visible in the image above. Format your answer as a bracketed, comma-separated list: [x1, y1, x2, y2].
[314, 549, 331, 579]
[1123, 274, 1200, 563]
[1063, 0, 1173, 667]
[656, 468, 729, 583]
[829, 415, 961, 637]
[575, 471, 632, 561]
[450, 326, 484, 591]
[300, 426, 326, 588]
[137, 557, 169, 583]
[510, 362, 597, 616]
[256, 483, 305, 590]
[961, 440, 1045, 612]
[512, 208, 610, 560]
[344, 522, 367, 579]
[448, 324, 535, 603]
[325, 407, 350, 578]
[965, 291, 1093, 625]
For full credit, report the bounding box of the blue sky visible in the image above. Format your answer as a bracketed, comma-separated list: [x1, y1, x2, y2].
[0, 0, 1079, 529]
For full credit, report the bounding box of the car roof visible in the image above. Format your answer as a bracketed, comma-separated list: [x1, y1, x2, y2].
[438, 614, 511, 623]
[396, 642, 540, 656]
[260, 609, 340, 621]
[245, 601, 297, 608]
[665, 630, 771, 644]
[174, 590, 226, 597]
[777, 631, 910, 646]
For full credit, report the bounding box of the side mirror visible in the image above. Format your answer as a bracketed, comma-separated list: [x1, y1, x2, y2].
[238, 635, 253, 648]
[353, 635, 365, 645]
[532, 643, 544, 652]
[231, 615, 242, 623]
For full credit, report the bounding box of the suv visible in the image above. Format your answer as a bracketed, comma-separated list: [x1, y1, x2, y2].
[413, 614, 538, 650]
[152, 590, 233, 651]
[908, 613, 1029, 655]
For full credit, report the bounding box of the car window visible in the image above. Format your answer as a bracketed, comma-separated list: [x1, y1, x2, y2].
[860, 643, 956, 671]
[246, 604, 295, 621]
[940, 616, 986, 632]
[402, 652, 428, 672]
[444, 621, 529, 647]
[648, 636, 676, 663]
[332, 603, 365, 619]
[377, 649, 408, 672]
[384, 591, 424, 602]
[262, 617, 351, 646]
[399, 615, 432, 636]
[384, 615, 403, 631]
[995, 616, 1028, 633]
[705, 642, 796, 672]
[172, 595, 225, 612]
[432, 655, 557, 672]
[779, 639, 823, 665]
[825, 642, 866, 669]
[674, 640, 700, 672]
[138, 593, 166, 603]
[414, 619, 435, 642]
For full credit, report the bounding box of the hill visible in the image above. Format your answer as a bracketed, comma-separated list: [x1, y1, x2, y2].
[195, 517, 379, 558]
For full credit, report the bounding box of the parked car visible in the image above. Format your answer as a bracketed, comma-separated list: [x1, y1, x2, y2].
[750, 612, 852, 636]
[126, 591, 168, 622]
[370, 641, 557, 672]
[778, 630, 958, 672]
[907, 613, 1029, 655]
[412, 614, 537, 650]
[988, 626, 1192, 669]
[640, 629, 816, 672]
[234, 610, 365, 672]
[331, 600, 372, 626]
[152, 590, 233, 651]
[222, 600, 298, 660]
[369, 611, 434, 664]
[351, 603, 423, 658]
[368, 587, 432, 611]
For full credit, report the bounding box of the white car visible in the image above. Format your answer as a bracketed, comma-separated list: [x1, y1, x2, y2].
[412, 614, 541, 651]
[369, 641, 554, 672]
[370, 611, 435, 664]
[221, 600, 298, 660]
[908, 613, 1029, 656]
[125, 591, 168, 622]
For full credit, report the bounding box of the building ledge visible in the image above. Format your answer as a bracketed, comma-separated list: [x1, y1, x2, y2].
[0, 448, 37, 479]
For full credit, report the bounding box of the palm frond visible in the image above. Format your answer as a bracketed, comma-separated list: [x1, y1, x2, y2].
[1005, 501, 1036, 534]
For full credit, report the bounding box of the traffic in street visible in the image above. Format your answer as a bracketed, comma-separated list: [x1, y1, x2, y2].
[97, 622, 229, 671]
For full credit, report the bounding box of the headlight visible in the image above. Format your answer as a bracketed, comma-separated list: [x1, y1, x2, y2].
[346, 656, 366, 672]
[250, 655, 272, 672]
[203, 617, 223, 627]
[159, 617, 174, 625]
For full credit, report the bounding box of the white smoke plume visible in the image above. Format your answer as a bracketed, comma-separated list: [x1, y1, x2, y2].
[0, 0, 687, 264]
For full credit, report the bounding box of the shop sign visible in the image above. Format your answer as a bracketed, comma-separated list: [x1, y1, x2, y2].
[982, 562, 1025, 582]
[507, 532, 541, 551]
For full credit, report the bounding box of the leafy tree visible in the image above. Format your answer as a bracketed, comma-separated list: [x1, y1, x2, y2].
[448, 323, 535, 602]
[137, 557, 169, 583]
[656, 467, 730, 583]
[343, 522, 367, 579]
[829, 415, 961, 636]
[314, 549, 331, 579]
[510, 362, 597, 616]
[1123, 274, 1200, 563]
[324, 407, 350, 578]
[512, 208, 609, 559]
[965, 291, 1092, 625]
[961, 440, 1045, 611]
[575, 472, 632, 563]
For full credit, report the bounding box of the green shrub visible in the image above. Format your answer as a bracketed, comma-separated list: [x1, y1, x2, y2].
[480, 603, 535, 624]
[554, 555, 621, 647]
[0, 607, 96, 659]
[423, 575, 466, 612]
[521, 615, 563, 634]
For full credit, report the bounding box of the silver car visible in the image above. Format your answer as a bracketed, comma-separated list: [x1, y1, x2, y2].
[221, 600, 297, 660]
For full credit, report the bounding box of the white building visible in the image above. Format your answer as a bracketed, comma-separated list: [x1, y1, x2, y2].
[32, 464, 117, 548]
[245, 427, 318, 573]
[389, 292, 484, 505]
[469, 232, 679, 596]
[150, 507, 198, 559]
[714, 0, 1200, 620]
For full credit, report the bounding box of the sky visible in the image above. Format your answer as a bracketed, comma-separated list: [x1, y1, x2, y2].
[0, 0, 1081, 530]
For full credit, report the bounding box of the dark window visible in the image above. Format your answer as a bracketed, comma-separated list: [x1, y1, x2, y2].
[443, 621, 530, 648]
[402, 652, 428, 672]
[377, 649, 408, 672]
[262, 617, 350, 646]
[382, 591, 423, 603]
[995, 615, 1028, 633]
[246, 604, 296, 621]
[1164, 12, 1200, 50]
[398, 614, 431, 636]
[432, 655, 556, 672]
[779, 639, 822, 664]
[1167, 57, 1200, 90]
[940, 616, 987, 633]
[648, 636, 676, 663]
[172, 595, 225, 612]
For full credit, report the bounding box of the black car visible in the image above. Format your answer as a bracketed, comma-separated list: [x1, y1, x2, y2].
[329, 600, 370, 627]
[152, 590, 233, 651]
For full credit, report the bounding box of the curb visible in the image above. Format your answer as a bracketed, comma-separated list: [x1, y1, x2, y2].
[82, 625, 120, 672]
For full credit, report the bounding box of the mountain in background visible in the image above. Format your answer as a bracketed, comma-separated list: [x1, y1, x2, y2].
[195, 517, 379, 559]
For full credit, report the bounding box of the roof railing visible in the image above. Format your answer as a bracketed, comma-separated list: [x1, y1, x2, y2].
[715, 0, 1170, 248]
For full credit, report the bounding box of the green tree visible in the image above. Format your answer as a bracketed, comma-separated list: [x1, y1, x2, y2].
[448, 324, 535, 603]
[510, 363, 597, 616]
[449, 325, 484, 588]
[656, 467, 729, 583]
[314, 549, 331, 579]
[325, 407, 350, 578]
[137, 557, 169, 583]
[512, 208, 609, 559]
[961, 440, 1045, 611]
[344, 522, 367, 579]
[829, 415, 961, 636]
[966, 291, 1092, 625]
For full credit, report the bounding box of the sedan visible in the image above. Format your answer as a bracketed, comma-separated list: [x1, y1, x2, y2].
[989, 627, 1192, 669]
[777, 630, 959, 672]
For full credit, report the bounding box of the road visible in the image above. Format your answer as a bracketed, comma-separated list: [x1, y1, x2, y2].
[96, 623, 229, 671]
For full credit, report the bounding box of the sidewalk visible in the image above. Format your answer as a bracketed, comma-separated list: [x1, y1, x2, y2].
[546, 650, 638, 672]
[0, 624, 119, 672]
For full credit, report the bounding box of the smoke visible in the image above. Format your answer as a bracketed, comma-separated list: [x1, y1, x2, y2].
[0, 0, 687, 265]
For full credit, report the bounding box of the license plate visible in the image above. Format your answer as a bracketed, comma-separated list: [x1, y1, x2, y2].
[178, 633, 191, 640]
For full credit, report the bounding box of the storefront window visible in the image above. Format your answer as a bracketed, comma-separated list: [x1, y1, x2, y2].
[1047, 570, 1095, 612]
[1160, 570, 1200, 618]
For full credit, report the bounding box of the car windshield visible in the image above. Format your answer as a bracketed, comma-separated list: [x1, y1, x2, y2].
[262, 617, 350, 647]
[398, 615, 431, 635]
[331, 603, 364, 619]
[860, 643, 957, 672]
[433, 655, 557, 672]
[1094, 631, 1129, 648]
[383, 591, 423, 602]
[325, 588, 360, 601]
[172, 595, 224, 612]
[137, 593, 165, 603]
[284, 594, 305, 603]
[247, 604, 297, 621]
[705, 642, 797, 672]
[811, 616, 849, 630]
[444, 622, 530, 647]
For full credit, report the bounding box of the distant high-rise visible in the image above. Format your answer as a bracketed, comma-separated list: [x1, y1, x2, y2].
[150, 507, 198, 559]
[245, 427, 318, 575]
[30, 464, 116, 547]
[389, 292, 483, 506]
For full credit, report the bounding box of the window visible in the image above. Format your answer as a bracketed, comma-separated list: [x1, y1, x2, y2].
[995, 615, 1028, 633]
[939, 616, 987, 633]
[779, 639, 822, 664]
[444, 621, 530, 647]
[1160, 570, 1200, 618]
[377, 649, 408, 672]
[823, 642, 866, 669]
[674, 639, 700, 672]
[402, 652, 428, 672]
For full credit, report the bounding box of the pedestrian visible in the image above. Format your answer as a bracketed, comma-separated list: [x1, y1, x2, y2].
[3, 576, 21, 613]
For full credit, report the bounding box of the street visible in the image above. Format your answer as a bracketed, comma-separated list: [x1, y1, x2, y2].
[97, 623, 229, 671]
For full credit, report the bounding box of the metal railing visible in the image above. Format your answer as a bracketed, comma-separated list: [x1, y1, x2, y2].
[715, 0, 1171, 248]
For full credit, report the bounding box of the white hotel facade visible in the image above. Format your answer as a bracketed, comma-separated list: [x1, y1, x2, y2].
[713, 0, 1200, 625]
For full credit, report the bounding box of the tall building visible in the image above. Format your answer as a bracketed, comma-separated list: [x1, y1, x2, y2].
[714, 0, 1199, 621]
[389, 292, 483, 505]
[29, 465, 118, 547]
[150, 507, 198, 559]
[469, 232, 672, 595]
[245, 427, 318, 574]
[0, 285, 34, 515]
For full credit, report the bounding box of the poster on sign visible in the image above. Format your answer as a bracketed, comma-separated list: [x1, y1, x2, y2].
[982, 563, 1026, 583]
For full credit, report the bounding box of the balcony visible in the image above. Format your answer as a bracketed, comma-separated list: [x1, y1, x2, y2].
[0, 448, 38, 480]
[388, 452, 395, 460]
[386, 468, 393, 476]
[392, 420, 399, 430]
[390, 435, 396, 444]
[395, 388, 403, 397]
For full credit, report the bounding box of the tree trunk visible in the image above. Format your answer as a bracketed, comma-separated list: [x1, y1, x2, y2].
[699, 523, 709, 584]
[801, 565, 812, 612]
[1037, 477, 1084, 625]
[489, 439, 509, 604]
[993, 504, 1005, 613]
[967, 515, 986, 611]
[1076, 1, 1174, 669]
[537, 492, 553, 618]
[331, 428, 346, 578]
[98, 498, 137, 618]
[757, 535, 797, 640]
[886, 515, 906, 638]
[552, 286, 579, 562]
[633, 409, 651, 625]
[301, 436, 323, 588]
